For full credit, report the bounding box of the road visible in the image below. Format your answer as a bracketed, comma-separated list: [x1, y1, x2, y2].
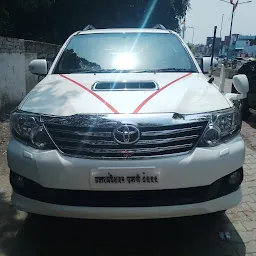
[0, 78, 256, 256]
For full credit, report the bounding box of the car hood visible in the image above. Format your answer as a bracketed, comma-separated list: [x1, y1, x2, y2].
[19, 73, 231, 116]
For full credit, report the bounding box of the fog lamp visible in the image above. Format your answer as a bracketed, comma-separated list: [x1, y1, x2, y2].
[13, 174, 25, 189]
[229, 170, 243, 185]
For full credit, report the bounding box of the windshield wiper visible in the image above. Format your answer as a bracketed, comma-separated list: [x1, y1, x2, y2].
[68, 69, 131, 73]
[61, 68, 196, 74]
[123, 68, 196, 73]
[147, 68, 196, 73]
[94, 69, 121, 73]
[62, 69, 99, 74]
[96, 69, 143, 73]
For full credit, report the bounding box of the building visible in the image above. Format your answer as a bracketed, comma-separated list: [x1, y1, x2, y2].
[232, 35, 256, 57]
[221, 34, 256, 58]
[206, 37, 222, 56]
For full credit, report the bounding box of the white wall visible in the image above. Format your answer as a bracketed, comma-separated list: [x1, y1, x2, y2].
[0, 36, 60, 111]
[0, 53, 26, 108]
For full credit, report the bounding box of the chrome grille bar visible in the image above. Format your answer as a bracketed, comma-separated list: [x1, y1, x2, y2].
[53, 135, 199, 146]
[43, 113, 209, 159]
[47, 128, 112, 138]
[59, 143, 193, 154]
[141, 126, 203, 137]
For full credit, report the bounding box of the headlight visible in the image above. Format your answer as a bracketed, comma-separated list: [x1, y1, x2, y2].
[198, 108, 242, 147]
[11, 112, 55, 150]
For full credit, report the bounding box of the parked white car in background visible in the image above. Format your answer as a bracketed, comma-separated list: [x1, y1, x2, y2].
[8, 25, 249, 220]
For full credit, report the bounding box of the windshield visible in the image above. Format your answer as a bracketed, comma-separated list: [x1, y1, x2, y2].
[54, 33, 198, 74]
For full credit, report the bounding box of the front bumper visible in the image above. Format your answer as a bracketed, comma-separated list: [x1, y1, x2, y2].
[12, 188, 242, 219]
[10, 169, 243, 207]
[8, 135, 245, 219]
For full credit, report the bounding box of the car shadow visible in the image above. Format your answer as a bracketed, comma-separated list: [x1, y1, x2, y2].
[241, 114, 256, 151]
[0, 191, 26, 255]
[0, 207, 246, 256]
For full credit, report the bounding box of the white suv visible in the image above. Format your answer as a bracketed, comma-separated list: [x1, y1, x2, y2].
[8, 25, 248, 219]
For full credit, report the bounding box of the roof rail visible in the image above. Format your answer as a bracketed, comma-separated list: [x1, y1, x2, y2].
[152, 24, 167, 30]
[83, 25, 96, 31]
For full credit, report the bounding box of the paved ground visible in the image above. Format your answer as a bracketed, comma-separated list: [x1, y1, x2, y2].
[213, 75, 232, 93]
[0, 78, 256, 256]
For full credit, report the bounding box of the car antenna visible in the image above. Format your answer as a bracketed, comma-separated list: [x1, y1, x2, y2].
[208, 77, 214, 84]
[209, 26, 217, 77]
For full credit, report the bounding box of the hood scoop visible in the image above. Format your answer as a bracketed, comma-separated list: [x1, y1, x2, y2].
[92, 81, 159, 91]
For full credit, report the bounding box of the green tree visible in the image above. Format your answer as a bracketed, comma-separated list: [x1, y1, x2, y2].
[0, 0, 55, 39]
[0, 0, 190, 44]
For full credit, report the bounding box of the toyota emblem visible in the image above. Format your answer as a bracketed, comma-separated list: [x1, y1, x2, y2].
[113, 124, 140, 145]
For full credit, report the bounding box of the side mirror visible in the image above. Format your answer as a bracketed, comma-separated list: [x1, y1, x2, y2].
[233, 74, 249, 94]
[29, 59, 48, 75]
[197, 57, 218, 74]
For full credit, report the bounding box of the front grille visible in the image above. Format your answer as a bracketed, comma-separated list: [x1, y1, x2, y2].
[43, 115, 208, 159]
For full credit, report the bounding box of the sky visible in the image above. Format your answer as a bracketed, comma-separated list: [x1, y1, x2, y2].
[184, 0, 256, 45]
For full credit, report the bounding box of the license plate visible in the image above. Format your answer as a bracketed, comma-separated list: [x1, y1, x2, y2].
[90, 167, 160, 190]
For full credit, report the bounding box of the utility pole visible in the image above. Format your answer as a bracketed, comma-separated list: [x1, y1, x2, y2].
[210, 26, 218, 77]
[181, 17, 186, 40]
[220, 14, 224, 39]
[220, 0, 252, 61]
[228, 4, 235, 60]
[187, 26, 195, 44]
[187, 26, 199, 45]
